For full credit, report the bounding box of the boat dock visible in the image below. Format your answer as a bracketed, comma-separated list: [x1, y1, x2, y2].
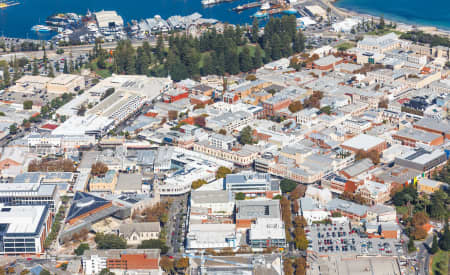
[0, 1, 20, 9]
[232, 2, 262, 12]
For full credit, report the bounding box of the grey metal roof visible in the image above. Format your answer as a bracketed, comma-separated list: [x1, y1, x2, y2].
[236, 200, 281, 220]
[326, 198, 368, 217]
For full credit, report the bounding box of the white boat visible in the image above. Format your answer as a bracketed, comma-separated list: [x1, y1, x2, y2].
[31, 25, 52, 32]
[260, 2, 271, 10]
[202, 0, 216, 5]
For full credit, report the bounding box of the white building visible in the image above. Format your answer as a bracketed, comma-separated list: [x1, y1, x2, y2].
[190, 190, 235, 216]
[46, 74, 85, 94]
[299, 197, 330, 225]
[0, 205, 52, 255]
[249, 218, 286, 249]
[186, 224, 240, 252]
[333, 18, 360, 33]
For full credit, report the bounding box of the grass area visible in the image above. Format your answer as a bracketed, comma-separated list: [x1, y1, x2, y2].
[89, 58, 113, 78]
[367, 28, 403, 36]
[96, 69, 112, 78]
[334, 42, 355, 51]
[431, 250, 449, 275]
[396, 206, 409, 215]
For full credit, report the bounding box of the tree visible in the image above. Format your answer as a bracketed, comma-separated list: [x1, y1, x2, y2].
[288, 101, 303, 113]
[239, 46, 252, 72]
[91, 162, 108, 176]
[63, 59, 69, 74]
[411, 226, 427, 240]
[407, 238, 416, 252]
[235, 192, 245, 200]
[216, 166, 232, 179]
[429, 190, 448, 219]
[253, 45, 263, 69]
[168, 110, 178, 121]
[218, 129, 227, 135]
[9, 124, 17, 135]
[175, 257, 189, 271]
[95, 233, 126, 249]
[251, 17, 259, 43]
[290, 184, 306, 200]
[294, 257, 306, 275]
[280, 179, 297, 193]
[39, 270, 51, 275]
[283, 258, 294, 275]
[74, 243, 90, 256]
[160, 256, 174, 274]
[77, 105, 87, 116]
[48, 65, 55, 77]
[32, 60, 39, 76]
[1, 64, 10, 88]
[439, 221, 450, 251]
[138, 239, 169, 254]
[412, 211, 429, 227]
[379, 15, 385, 29]
[239, 126, 254, 145]
[99, 269, 115, 275]
[23, 100, 33, 110]
[191, 179, 207, 190]
[430, 235, 439, 254]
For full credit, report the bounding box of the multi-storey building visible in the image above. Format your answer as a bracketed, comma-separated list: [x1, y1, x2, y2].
[0, 205, 52, 255]
[0, 183, 60, 212]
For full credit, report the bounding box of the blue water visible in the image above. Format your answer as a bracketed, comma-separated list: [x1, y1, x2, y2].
[0, 0, 256, 39]
[1, 0, 449, 40]
[336, 0, 450, 30]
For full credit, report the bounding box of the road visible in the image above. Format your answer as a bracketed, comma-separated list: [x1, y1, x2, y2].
[166, 194, 188, 255]
[416, 235, 433, 275]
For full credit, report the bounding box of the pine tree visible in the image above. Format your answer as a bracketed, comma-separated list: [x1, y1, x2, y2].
[239, 46, 252, 73]
[32, 60, 39, 76]
[439, 221, 450, 251]
[155, 35, 165, 63]
[48, 65, 55, 77]
[2, 64, 10, 87]
[271, 33, 282, 60]
[63, 59, 68, 74]
[430, 235, 439, 254]
[293, 30, 306, 53]
[202, 53, 215, 76]
[251, 17, 259, 43]
[407, 238, 416, 253]
[253, 46, 263, 69]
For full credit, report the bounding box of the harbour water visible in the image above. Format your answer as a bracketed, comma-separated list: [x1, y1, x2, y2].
[0, 0, 449, 40]
[0, 0, 255, 39]
[336, 0, 450, 31]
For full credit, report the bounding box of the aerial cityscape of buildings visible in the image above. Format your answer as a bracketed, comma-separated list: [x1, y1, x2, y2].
[0, 0, 449, 275]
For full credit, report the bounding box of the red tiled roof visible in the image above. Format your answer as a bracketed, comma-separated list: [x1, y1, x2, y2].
[40, 123, 58, 130]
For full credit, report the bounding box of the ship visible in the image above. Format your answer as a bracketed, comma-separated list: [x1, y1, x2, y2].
[260, 2, 271, 10]
[31, 25, 52, 33]
[253, 11, 268, 18]
[283, 8, 298, 15]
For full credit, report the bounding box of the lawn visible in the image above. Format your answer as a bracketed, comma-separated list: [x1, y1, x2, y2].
[431, 250, 449, 275]
[334, 42, 355, 51]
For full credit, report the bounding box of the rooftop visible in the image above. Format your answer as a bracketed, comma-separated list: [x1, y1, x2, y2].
[341, 134, 385, 151]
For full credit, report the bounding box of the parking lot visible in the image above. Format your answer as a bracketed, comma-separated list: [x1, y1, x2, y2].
[306, 221, 405, 257]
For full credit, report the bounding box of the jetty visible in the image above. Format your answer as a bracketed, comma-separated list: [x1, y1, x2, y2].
[0, 1, 20, 9]
[232, 2, 262, 12]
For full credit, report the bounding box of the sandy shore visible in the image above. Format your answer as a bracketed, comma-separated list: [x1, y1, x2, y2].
[325, 0, 450, 37]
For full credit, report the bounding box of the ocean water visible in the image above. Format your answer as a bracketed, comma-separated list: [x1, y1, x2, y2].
[0, 0, 449, 40]
[0, 0, 256, 39]
[336, 0, 450, 30]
